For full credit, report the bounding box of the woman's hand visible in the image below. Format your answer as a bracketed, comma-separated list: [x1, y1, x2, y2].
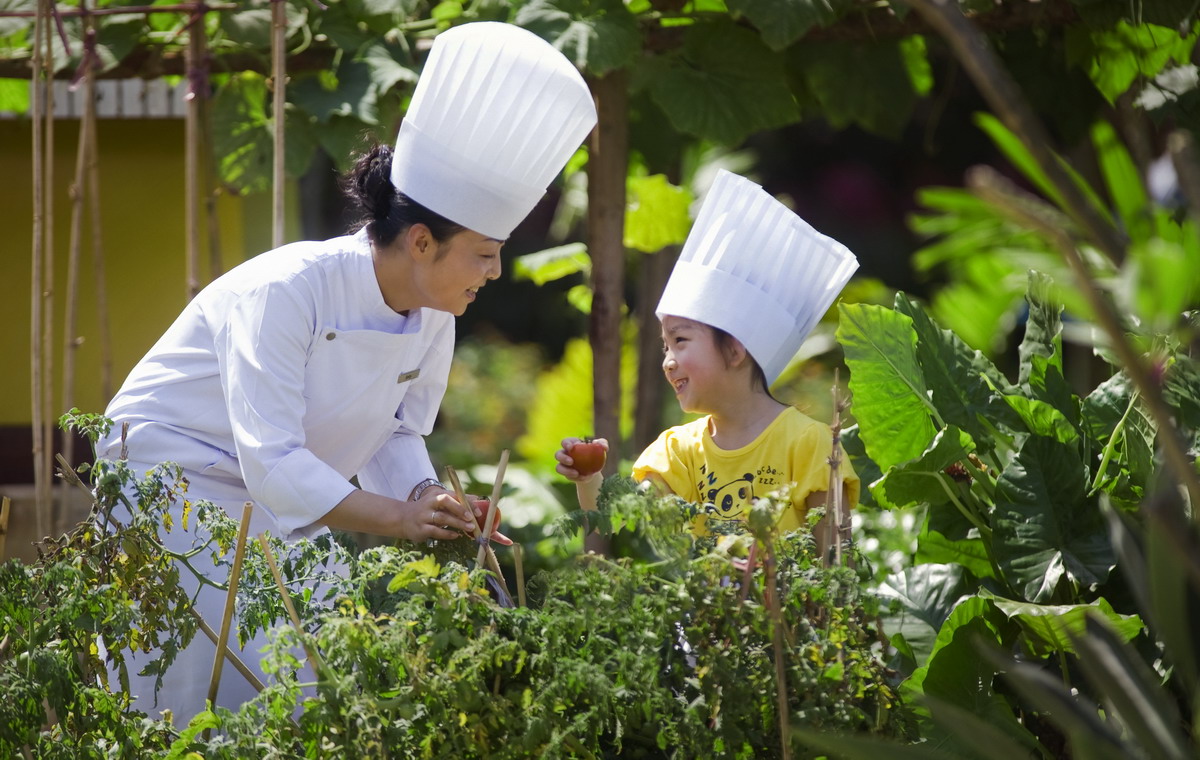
[555, 437, 608, 482]
[406, 487, 477, 541]
[463, 496, 514, 546]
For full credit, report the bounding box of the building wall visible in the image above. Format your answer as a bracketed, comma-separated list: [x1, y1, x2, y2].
[1, 117, 293, 482]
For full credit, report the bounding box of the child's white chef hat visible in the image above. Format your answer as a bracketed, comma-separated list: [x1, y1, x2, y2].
[390, 22, 597, 240]
[657, 170, 859, 385]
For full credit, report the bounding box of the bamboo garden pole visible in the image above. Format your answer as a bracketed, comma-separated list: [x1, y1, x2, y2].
[62, 8, 97, 496]
[84, 58, 111, 401]
[205, 503, 254, 737]
[0, 497, 11, 561]
[184, 8, 203, 300]
[29, 0, 52, 542]
[270, 0, 286, 248]
[40, 0, 59, 535]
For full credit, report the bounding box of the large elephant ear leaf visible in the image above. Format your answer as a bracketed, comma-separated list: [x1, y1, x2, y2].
[993, 435, 1115, 603]
[902, 597, 1033, 754]
[893, 293, 1021, 450]
[837, 302, 939, 471]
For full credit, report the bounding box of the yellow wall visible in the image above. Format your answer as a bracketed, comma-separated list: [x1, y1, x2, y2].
[1, 118, 293, 425]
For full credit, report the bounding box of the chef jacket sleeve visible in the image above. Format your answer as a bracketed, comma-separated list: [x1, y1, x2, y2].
[356, 313, 455, 500]
[212, 280, 356, 540]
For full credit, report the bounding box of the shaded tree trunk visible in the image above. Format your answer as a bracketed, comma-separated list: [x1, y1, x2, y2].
[633, 246, 676, 454]
[585, 70, 628, 555]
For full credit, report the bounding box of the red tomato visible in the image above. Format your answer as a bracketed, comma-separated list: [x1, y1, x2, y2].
[474, 500, 502, 534]
[569, 439, 607, 477]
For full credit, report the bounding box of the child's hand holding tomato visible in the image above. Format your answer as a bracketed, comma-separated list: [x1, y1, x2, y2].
[554, 437, 608, 482]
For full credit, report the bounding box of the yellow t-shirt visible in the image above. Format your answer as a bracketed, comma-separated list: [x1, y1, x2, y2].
[631, 406, 860, 537]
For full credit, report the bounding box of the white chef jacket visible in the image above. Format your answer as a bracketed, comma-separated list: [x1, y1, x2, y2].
[97, 229, 454, 541]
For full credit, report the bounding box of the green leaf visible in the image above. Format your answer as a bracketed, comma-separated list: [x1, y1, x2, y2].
[902, 596, 1032, 752]
[893, 293, 1021, 452]
[291, 60, 379, 124]
[624, 174, 693, 253]
[792, 729, 959, 759]
[212, 72, 271, 194]
[915, 529, 994, 580]
[515, 0, 640, 75]
[639, 20, 799, 146]
[1017, 271, 1062, 387]
[513, 243, 591, 285]
[1066, 22, 1198, 104]
[431, 1, 464, 21]
[993, 436, 1115, 603]
[220, 8, 273, 48]
[979, 647, 1132, 760]
[357, 40, 419, 94]
[922, 695, 1045, 760]
[1144, 504, 1200, 697]
[1091, 119, 1149, 242]
[901, 34, 933, 96]
[0, 77, 28, 114]
[836, 303, 939, 471]
[1072, 614, 1190, 760]
[989, 595, 1143, 657]
[1083, 371, 1153, 504]
[725, 0, 855, 51]
[876, 563, 974, 668]
[1001, 395, 1078, 443]
[387, 555, 441, 591]
[871, 426, 974, 510]
[789, 39, 922, 139]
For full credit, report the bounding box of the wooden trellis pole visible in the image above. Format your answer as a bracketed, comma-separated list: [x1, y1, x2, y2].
[62, 5, 98, 498]
[184, 8, 204, 301]
[84, 57, 112, 402]
[271, 0, 287, 248]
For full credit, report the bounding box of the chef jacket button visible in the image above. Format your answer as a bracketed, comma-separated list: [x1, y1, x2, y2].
[326, 332, 336, 340]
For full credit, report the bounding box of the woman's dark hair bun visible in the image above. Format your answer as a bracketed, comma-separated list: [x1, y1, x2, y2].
[343, 142, 466, 247]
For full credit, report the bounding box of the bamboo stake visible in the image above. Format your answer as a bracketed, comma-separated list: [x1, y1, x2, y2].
[0, 497, 11, 561]
[41, 0, 58, 538]
[444, 465, 513, 604]
[257, 533, 326, 678]
[184, 9, 203, 300]
[823, 369, 849, 568]
[84, 60, 111, 400]
[190, 609, 265, 693]
[477, 449, 509, 570]
[30, 0, 47, 542]
[270, 0, 286, 248]
[205, 502, 254, 723]
[512, 541, 526, 607]
[763, 537, 791, 760]
[62, 7, 95, 486]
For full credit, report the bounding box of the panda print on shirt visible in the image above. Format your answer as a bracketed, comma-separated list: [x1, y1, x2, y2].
[694, 465, 758, 536]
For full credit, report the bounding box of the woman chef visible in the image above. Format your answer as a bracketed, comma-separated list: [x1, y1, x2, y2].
[94, 22, 597, 719]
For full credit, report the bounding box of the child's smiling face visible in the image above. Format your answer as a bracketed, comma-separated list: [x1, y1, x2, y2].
[660, 315, 727, 414]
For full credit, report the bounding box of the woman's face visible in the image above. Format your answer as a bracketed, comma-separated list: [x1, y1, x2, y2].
[421, 230, 503, 316]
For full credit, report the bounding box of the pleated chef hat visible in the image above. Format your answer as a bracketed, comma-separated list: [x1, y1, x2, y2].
[390, 22, 597, 240]
[657, 170, 859, 385]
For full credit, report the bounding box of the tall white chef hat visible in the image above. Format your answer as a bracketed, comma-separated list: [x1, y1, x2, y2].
[390, 22, 597, 240]
[657, 170, 859, 386]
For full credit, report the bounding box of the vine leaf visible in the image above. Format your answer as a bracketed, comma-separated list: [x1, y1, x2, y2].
[637, 21, 799, 146]
[515, 0, 640, 76]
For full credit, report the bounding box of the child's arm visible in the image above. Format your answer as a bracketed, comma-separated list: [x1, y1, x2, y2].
[554, 437, 610, 511]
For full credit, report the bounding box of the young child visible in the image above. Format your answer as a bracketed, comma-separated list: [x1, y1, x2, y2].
[556, 169, 861, 553]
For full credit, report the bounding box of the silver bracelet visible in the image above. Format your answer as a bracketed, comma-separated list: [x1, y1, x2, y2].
[409, 478, 444, 502]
